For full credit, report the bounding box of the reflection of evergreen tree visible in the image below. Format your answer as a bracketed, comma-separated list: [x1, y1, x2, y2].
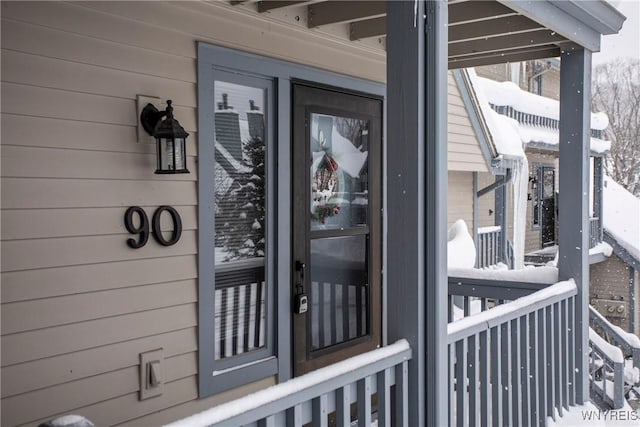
[216, 136, 265, 259]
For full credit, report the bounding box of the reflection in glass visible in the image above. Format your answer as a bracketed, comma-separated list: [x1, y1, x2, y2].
[310, 114, 369, 230]
[213, 80, 267, 360]
[214, 81, 266, 265]
[310, 235, 369, 351]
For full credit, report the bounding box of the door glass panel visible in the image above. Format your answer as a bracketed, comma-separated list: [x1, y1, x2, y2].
[213, 80, 267, 360]
[310, 113, 369, 231]
[309, 235, 369, 351]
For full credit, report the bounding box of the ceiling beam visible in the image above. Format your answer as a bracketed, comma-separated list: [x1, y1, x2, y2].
[257, 1, 308, 13]
[449, 29, 566, 57]
[350, 16, 385, 41]
[448, 45, 562, 69]
[308, 1, 386, 28]
[449, 1, 517, 25]
[449, 15, 543, 43]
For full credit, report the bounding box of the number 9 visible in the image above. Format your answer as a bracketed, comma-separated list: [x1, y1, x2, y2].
[124, 206, 149, 249]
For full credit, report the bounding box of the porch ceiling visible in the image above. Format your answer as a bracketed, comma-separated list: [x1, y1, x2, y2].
[229, 0, 625, 69]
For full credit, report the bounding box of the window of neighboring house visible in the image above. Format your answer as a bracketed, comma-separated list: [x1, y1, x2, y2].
[198, 66, 277, 396]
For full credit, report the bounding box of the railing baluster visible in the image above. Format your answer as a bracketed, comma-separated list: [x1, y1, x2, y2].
[546, 306, 555, 421]
[377, 369, 391, 427]
[501, 321, 512, 425]
[357, 376, 372, 426]
[614, 355, 625, 409]
[449, 294, 454, 322]
[480, 330, 490, 427]
[286, 404, 303, 427]
[537, 308, 547, 426]
[511, 318, 521, 427]
[491, 326, 502, 427]
[336, 385, 351, 427]
[319, 282, 325, 347]
[330, 283, 337, 346]
[554, 302, 562, 417]
[257, 415, 276, 427]
[520, 314, 530, 426]
[464, 296, 470, 317]
[313, 394, 328, 427]
[342, 284, 349, 341]
[469, 334, 479, 427]
[456, 338, 468, 427]
[530, 310, 539, 427]
[569, 297, 576, 406]
[396, 360, 409, 427]
[562, 299, 569, 411]
[450, 344, 456, 426]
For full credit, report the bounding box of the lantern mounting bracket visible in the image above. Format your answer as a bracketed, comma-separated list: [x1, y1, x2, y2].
[140, 103, 167, 136]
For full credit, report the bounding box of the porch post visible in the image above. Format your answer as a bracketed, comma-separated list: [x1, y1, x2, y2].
[495, 176, 508, 264]
[558, 47, 592, 405]
[387, 1, 448, 425]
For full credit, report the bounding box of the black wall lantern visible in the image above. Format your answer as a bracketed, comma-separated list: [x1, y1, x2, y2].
[140, 100, 190, 174]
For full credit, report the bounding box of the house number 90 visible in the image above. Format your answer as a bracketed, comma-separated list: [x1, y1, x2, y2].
[124, 206, 182, 249]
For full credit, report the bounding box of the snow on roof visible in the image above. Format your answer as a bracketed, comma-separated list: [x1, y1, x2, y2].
[467, 69, 611, 155]
[466, 69, 526, 160]
[603, 176, 640, 262]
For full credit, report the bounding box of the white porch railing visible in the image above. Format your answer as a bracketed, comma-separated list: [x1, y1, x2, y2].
[165, 340, 411, 427]
[588, 328, 625, 409]
[447, 280, 578, 426]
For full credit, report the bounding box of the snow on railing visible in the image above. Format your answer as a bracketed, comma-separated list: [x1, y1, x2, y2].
[589, 328, 625, 409]
[164, 340, 411, 427]
[447, 280, 577, 426]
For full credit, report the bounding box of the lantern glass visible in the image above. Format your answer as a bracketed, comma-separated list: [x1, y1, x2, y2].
[156, 137, 188, 174]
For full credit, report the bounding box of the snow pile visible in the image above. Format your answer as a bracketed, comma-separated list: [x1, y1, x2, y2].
[603, 176, 640, 261]
[447, 220, 476, 269]
[468, 69, 611, 154]
[590, 327, 625, 364]
[590, 242, 614, 258]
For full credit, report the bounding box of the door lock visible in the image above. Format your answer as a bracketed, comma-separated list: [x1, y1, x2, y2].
[294, 260, 307, 314]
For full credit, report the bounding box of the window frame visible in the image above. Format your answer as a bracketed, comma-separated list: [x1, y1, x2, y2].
[197, 42, 386, 398]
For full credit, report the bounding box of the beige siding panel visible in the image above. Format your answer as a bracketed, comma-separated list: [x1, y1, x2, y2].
[19, 376, 275, 427]
[448, 172, 474, 231]
[1, 1, 198, 59]
[2, 279, 197, 334]
[2, 231, 196, 272]
[2, 82, 197, 131]
[448, 132, 480, 145]
[1, 256, 197, 303]
[1, 17, 196, 82]
[449, 123, 476, 137]
[449, 162, 488, 172]
[80, 1, 387, 82]
[477, 172, 498, 228]
[2, 206, 197, 241]
[3, 352, 196, 427]
[2, 327, 196, 397]
[1, 145, 196, 181]
[2, 303, 196, 366]
[448, 113, 473, 127]
[1, 114, 201, 155]
[2, 49, 197, 108]
[2, 178, 196, 209]
[447, 149, 486, 163]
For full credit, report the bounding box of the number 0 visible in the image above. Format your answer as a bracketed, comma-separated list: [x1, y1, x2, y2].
[152, 206, 182, 246]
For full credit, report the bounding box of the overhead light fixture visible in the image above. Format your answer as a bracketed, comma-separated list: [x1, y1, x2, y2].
[140, 100, 190, 174]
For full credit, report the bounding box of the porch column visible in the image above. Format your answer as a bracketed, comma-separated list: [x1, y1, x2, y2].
[495, 176, 509, 264]
[387, 1, 448, 426]
[558, 47, 592, 405]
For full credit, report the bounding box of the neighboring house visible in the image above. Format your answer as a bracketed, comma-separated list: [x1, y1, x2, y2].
[472, 63, 640, 336]
[590, 176, 640, 334]
[0, 1, 626, 426]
